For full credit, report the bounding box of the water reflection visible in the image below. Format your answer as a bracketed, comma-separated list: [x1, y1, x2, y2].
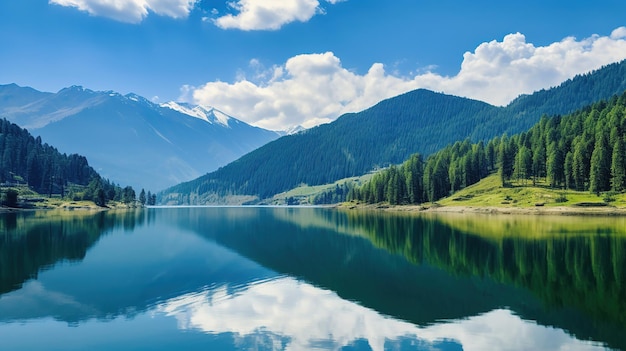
[170, 207, 626, 350]
[157, 276, 604, 351]
[0, 209, 148, 295]
[0, 207, 624, 350]
[0, 209, 275, 323]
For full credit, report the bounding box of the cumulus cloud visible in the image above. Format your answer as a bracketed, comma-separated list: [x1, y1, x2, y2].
[213, 0, 344, 30]
[49, 0, 198, 23]
[187, 27, 626, 131]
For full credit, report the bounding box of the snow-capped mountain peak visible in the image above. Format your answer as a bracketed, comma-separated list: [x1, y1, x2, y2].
[284, 125, 306, 135]
[161, 102, 233, 128]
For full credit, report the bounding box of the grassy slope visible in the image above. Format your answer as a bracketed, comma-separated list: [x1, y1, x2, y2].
[437, 173, 626, 208]
[268, 174, 374, 205]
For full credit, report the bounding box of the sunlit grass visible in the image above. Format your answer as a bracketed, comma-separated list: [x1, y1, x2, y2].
[271, 173, 373, 204]
[1, 185, 138, 211]
[438, 174, 623, 208]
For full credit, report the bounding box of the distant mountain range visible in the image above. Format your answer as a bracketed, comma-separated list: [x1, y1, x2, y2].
[0, 84, 281, 191]
[160, 59, 626, 204]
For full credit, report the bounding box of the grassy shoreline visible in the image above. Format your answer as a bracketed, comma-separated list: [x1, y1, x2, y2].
[0, 199, 141, 214]
[340, 173, 626, 216]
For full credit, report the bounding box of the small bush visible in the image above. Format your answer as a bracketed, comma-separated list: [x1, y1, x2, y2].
[555, 193, 568, 203]
[2, 188, 19, 207]
[603, 191, 617, 203]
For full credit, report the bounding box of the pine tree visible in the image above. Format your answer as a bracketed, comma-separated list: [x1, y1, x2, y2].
[611, 139, 626, 191]
[590, 133, 611, 195]
[403, 154, 423, 204]
[94, 188, 106, 207]
[564, 151, 574, 190]
[497, 135, 513, 187]
[546, 142, 564, 188]
[572, 139, 589, 191]
[532, 144, 546, 185]
[148, 193, 157, 206]
[139, 188, 147, 205]
[514, 146, 532, 184]
[122, 186, 136, 204]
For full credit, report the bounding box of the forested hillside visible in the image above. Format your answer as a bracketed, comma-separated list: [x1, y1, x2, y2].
[470, 59, 626, 141]
[0, 118, 96, 193]
[0, 84, 281, 191]
[161, 60, 626, 205]
[0, 118, 134, 206]
[163, 89, 494, 203]
[354, 92, 626, 204]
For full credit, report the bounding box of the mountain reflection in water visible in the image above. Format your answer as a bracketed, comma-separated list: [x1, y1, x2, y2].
[0, 207, 623, 350]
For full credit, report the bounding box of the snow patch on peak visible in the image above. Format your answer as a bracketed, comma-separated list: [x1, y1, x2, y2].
[284, 125, 306, 135]
[160, 101, 206, 120]
[105, 90, 122, 98]
[127, 94, 139, 102]
[124, 93, 151, 105]
[161, 102, 233, 128]
[206, 107, 232, 127]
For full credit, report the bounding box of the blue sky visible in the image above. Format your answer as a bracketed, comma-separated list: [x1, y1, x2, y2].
[1, 0, 626, 130]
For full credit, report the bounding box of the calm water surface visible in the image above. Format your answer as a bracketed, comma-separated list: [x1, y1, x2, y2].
[0, 207, 625, 350]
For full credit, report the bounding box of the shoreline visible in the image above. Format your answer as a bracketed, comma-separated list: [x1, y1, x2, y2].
[5, 202, 626, 217]
[0, 202, 141, 214]
[340, 203, 626, 216]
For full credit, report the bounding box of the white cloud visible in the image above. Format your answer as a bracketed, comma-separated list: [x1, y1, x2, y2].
[610, 27, 626, 39]
[49, 0, 198, 23]
[187, 27, 626, 131]
[157, 276, 604, 351]
[213, 0, 344, 30]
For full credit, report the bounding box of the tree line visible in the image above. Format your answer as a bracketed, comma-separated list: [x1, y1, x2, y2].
[161, 60, 626, 204]
[1, 118, 96, 194]
[0, 118, 154, 207]
[352, 92, 626, 204]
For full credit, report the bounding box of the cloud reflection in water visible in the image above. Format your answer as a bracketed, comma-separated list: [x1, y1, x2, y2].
[157, 276, 605, 351]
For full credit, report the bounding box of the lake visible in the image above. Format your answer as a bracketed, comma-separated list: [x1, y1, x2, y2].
[0, 207, 625, 351]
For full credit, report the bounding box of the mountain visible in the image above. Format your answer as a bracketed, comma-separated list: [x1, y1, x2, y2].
[0, 85, 281, 191]
[160, 59, 626, 204]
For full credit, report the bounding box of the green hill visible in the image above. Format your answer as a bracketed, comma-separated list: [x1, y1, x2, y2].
[160, 60, 626, 205]
[0, 118, 134, 207]
[354, 91, 626, 207]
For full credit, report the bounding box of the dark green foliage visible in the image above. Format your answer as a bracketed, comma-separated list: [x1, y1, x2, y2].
[142, 190, 157, 206]
[355, 92, 626, 204]
[355, 154, 426, 205]
[611, 139, 626, 191]
[514, 145, 532, 184]
[139, 189, 146, 206]
[0, 118, 96, 194]
[590, 133, 611, 194]
[82, 175, 128, 207]
[148, 192, 157, 206]
[94, 188, 106, 207]
[0, 118, 134, 206]
[2, 188, 18, 207]
[122, 186, 136, 204]
[162, 60, 626, 204]
[313, 183, 354, 205]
